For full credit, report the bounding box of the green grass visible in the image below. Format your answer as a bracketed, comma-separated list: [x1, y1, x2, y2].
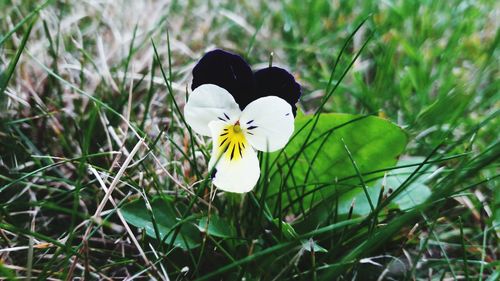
[1, 0, 498, 280]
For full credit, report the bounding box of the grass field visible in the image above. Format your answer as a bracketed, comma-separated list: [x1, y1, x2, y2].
[1, 0, 499, 280]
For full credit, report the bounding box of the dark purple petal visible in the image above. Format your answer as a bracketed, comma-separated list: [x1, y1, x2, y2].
[191, 49, 256, 110]
[254, 67, 301, 116]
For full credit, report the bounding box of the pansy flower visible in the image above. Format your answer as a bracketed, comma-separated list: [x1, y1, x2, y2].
[184, 49, 301, 193]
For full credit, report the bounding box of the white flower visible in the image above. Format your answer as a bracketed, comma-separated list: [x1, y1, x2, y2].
[184, 84, 295, 193]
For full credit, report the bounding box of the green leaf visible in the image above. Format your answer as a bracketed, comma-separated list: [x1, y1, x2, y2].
[390, 157, 436, 210]
[0, 261, 16, 281]
[272, 218, 299, 239]
[121, 197, 201, 250]
[416, 90, 472, 126]
[336, 182, 385, 216]
[338, 156, 437, 215]
[197, 215, 236, 238]
[268, 113, 408, 211]
[271, 218, 327, 253]
[301, 238, 328, 253]
[1, 17, 36, 96]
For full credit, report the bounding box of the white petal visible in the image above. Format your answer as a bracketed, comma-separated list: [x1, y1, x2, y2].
[184, 84, 241, 136]
[208, 121, 260, 193]
[240, 96, 294, 152]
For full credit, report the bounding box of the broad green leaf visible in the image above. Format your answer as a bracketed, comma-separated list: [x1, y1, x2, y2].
[267, 113, 408, 212]
[391, 157, 436, 210]
[337, 156, 437, 216]
[336, 183, 384, 216]
[197, 215, 236, 238]
[121, 197, 201, 250]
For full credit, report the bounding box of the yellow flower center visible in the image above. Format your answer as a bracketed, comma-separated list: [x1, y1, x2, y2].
[217, 122, 247, 161]
[233, 124, 242, 133]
